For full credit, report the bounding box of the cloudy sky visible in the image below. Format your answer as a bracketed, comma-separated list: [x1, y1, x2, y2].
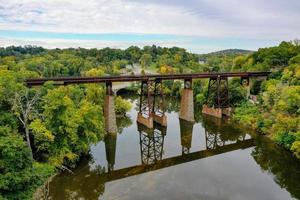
[0, 0, 299, 53]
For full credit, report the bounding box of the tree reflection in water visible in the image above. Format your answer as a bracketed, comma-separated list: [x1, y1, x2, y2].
[251, 136, 300, 200]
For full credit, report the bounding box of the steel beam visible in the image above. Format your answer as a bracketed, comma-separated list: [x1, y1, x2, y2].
[25, 72, 271, 86]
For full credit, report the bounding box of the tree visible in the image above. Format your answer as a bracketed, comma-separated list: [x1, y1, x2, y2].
[115, 96, 132, 115]
[228, 79, 247, 106]
[12, 89, 39, 158]
[275, 86, 300, 114]
[139, 53, 152, 69]
[157, 54, 170, 67]
[125, 46, 141, 63]
[29, 86, 105, 167]
[0, 126, 54, 200]
[233, 55, 247, 71]
[291, 141, 300, 159]
[82, 68, 104, 77]
[158, 64, 175, 74]
[174, 53, 182, 64]
[0, 70, 23, 109]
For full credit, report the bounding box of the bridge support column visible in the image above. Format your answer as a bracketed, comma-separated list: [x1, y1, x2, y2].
[202, 76, 231, 118]
[137, 80, 167, 128]
[202, 105, 222, 118]
[137, 80, 153, 128]
[104, 82, 117, 133]
[137, 112, 154, 129]
[152, 80, 167, 126]
[179, 79, 194, 122]
[104, 132, 117, 172]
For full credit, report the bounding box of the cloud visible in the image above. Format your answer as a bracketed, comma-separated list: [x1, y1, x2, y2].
[0, 0, 299, 40]
[0, 0, 298, 52]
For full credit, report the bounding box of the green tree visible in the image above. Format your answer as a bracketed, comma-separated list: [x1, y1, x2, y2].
[0, 127, 54, 200]
[30, 86, 105, 167]
[139, 53, 152, 69]
[228, 79, 247, 106]
[115, 96, 132, 115]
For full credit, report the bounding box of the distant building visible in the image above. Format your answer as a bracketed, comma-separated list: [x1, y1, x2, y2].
[198, 60, 205, 64]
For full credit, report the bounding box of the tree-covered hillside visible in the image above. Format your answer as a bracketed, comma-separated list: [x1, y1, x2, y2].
[231, 41, 300, 160]
[201, 48, 253, 57]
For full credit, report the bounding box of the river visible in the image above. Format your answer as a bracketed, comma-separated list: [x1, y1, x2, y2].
[48, 96, 300, 200]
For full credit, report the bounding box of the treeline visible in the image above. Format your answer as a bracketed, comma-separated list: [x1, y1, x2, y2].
[0, 45, 200, 77]
[0, 46, 45, 57]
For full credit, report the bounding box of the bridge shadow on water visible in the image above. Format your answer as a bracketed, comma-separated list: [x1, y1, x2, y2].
[48, 98, 300, 200]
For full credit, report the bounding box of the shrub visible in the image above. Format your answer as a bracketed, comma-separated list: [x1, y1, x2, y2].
[291, 141, 300, 159]
[233, 102, 260, 128]
[196, 93, 205, 105]
[115, 96, 132, 115]
[275, 132, 296, 149]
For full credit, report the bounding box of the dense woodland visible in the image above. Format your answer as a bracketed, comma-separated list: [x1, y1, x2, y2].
[0, 41, 299, 199]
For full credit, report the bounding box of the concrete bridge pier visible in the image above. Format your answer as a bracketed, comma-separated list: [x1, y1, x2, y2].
[104, 82, 117, 133]
[153, 114, 167, 127]
[104, 132, 117, 172]
[179, 118, 194, 154]
[137, 112, 154, 129]
[179, 79, 195, 122]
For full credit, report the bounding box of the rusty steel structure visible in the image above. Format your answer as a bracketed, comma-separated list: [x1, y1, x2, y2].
[138, 123, 166, 165]
[25, 72, 270, 86]
[205, 76, 230, 108]
[25, 71, 270, 123]
[138, 80, 165, 119]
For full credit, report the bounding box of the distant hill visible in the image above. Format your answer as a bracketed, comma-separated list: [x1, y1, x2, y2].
[202, 49, 254, 57]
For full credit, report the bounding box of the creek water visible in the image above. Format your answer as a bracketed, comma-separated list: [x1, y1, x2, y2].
[48, 96, 300, 200]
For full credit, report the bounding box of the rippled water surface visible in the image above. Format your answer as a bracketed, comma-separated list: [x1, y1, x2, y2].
[49, 96, 300, 200]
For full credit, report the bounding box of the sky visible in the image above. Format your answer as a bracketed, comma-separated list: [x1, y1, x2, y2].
[0, 0, 299, 53]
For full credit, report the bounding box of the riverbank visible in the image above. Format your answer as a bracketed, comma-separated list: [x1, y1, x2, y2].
[33, 174, 57, 200]
[233, 99, 300, 160]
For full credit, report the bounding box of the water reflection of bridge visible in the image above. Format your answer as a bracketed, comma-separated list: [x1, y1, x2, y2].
[48, 117, 255, 200]
[138, 122, 166, 165]
[103, 119, 254, 183]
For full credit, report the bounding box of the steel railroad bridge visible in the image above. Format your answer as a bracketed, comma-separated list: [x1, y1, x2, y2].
[26, 71, 270, 130]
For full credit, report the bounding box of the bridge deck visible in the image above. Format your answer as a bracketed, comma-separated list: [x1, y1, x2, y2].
[25, 71, 270, 86]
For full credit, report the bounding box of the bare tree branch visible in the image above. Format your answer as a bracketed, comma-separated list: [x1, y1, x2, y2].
[12, 88, 41, 158]
[60, 165, 74, 174]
